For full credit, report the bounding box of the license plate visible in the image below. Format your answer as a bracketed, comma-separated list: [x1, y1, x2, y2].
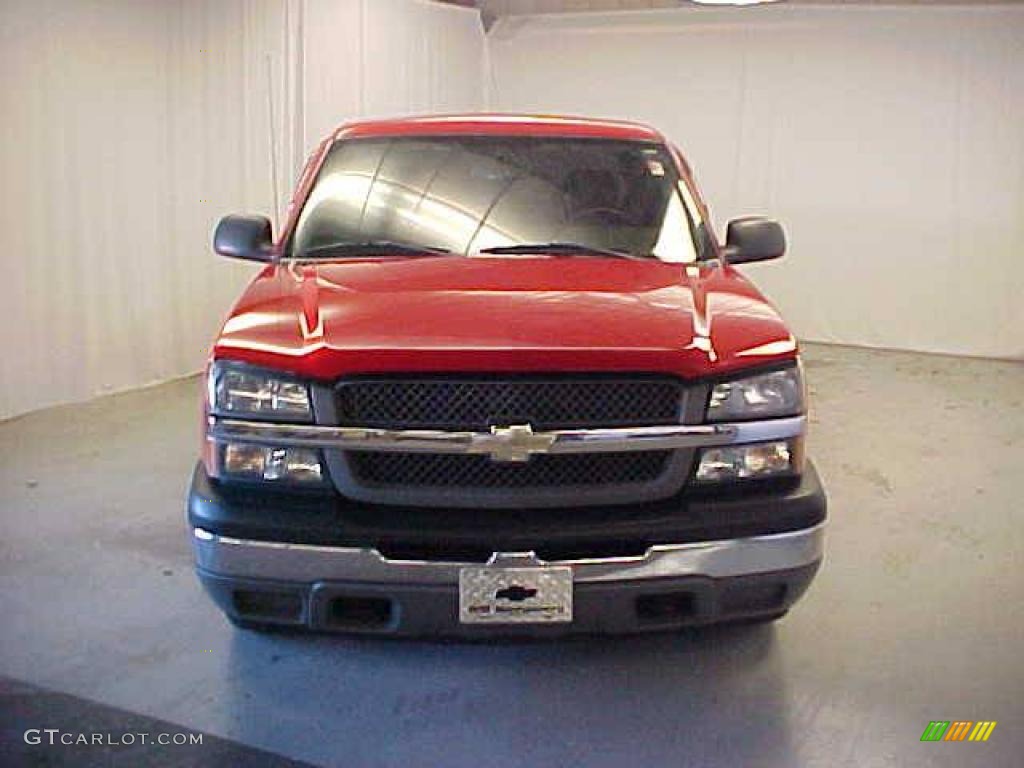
[459, 566, 573, 624]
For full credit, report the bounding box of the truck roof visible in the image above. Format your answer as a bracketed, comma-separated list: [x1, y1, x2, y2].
[333, 113, 664, 142]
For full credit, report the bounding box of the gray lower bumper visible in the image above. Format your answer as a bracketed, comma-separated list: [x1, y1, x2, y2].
[193, 523, 825, 585]
[193, 523, 825, 635]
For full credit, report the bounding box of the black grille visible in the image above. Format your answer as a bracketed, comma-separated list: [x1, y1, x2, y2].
[350, 451, 672, 488]
[335, 376, 683, 430]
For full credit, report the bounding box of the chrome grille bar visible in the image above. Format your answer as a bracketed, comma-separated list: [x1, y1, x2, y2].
[208, 415, 805, 459]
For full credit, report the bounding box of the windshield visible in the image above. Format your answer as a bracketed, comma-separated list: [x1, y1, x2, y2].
[289, 136, 707, 262]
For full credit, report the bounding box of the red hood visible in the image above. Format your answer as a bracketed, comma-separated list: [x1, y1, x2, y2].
[213, 256, 797, 380]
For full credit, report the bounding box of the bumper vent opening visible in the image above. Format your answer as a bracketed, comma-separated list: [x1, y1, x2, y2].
[326, 595, 394, 630]
[231, 589, 303, 622]
[636, 591, 697, 624]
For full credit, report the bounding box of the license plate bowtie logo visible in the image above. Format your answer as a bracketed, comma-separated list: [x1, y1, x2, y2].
[921, 721, 997, 742]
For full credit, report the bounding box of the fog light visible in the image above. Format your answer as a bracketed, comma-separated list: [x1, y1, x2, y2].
[223, 443, 266, 478]
[280, 448, 323, 483]
[695, 441, 794, 484]
[221, 443, 323, 484]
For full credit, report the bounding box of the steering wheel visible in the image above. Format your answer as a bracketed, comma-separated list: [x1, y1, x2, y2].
[551, 206, 628, 244]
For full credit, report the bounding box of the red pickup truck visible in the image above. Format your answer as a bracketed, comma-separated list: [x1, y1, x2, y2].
[189, 114, 826, 636]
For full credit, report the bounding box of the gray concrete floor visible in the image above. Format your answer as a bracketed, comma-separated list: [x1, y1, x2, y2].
[1, 343, 1022, 767]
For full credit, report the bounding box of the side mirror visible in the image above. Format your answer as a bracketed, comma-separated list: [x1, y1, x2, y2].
[723, 217, 786, 264]
[213, 215, 274, 262]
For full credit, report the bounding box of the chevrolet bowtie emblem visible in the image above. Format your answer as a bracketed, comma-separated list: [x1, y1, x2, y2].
[476, 424, 556, 463]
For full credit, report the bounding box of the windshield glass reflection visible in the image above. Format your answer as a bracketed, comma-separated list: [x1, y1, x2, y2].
[291, 137, 702, 262]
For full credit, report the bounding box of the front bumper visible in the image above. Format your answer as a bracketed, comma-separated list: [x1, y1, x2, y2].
[189, 463, 826, 636]
[198, 561, 821, 636]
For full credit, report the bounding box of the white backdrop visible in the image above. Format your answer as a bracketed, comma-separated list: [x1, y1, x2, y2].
[0, 0, 485, 419]
[2, 3, 1022, 419]
[489, 5, 1024, 360]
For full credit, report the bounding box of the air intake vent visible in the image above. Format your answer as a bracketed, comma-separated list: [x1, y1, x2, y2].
[335, 376, 684, 431]
[326, 374, 692, 508]
[350, 450, 672, 489]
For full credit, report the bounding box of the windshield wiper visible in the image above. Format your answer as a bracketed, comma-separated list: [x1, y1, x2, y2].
[296, 240, 452, 258]
[478, 242, 645, 260]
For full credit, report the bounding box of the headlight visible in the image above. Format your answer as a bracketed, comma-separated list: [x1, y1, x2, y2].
[694, 440, 800, 484]
[706, 365, 804, 422]
[208, 362, 312, 421]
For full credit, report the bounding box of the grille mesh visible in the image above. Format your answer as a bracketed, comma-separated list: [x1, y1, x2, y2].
[335, 377, 683, 430]
[349, 451, 672, 489]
